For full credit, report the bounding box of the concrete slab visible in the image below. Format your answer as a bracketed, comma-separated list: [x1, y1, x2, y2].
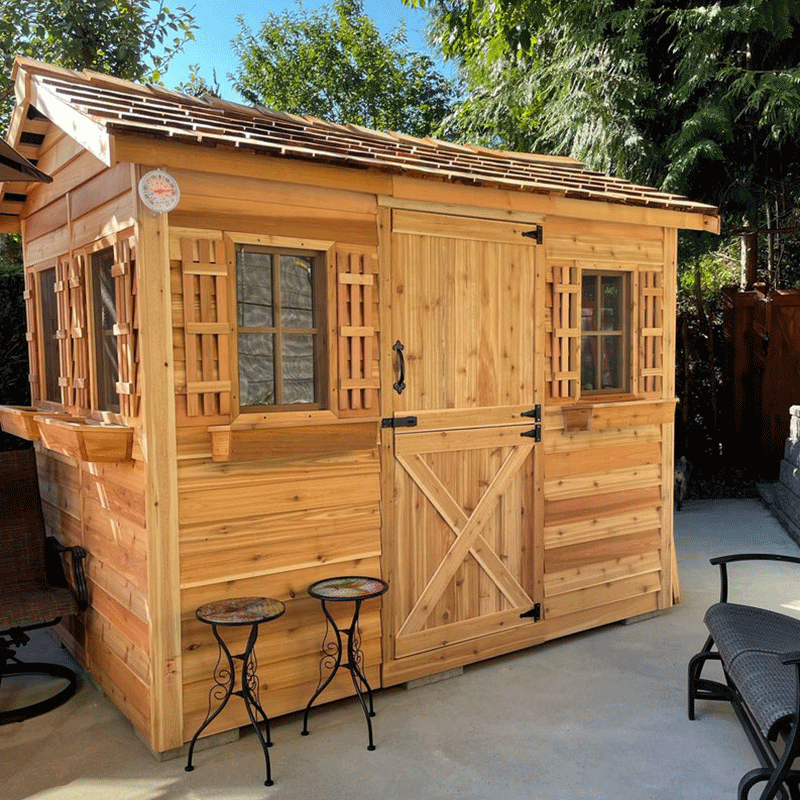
[2, 498, 798, 800]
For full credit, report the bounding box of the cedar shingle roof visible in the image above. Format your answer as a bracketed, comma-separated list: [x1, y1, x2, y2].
[6, 58, 718, 220]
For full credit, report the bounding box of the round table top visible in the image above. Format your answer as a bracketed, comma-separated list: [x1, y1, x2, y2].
[195, 597, 286, 626]
[307, 576, 389, 601]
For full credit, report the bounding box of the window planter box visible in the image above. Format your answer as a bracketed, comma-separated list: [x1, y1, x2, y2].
[0, 406, 73, 442]
[35, 415, 134, 463]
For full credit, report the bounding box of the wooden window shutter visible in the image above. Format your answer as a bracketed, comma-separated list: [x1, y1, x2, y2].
[336, 246, 379, 416]
[638, 270, 663, 395]
[23, 272, 39, 401]
[55, 255, 74, 406]
[112, 235, 140, 417]
[180, 238, 231, 417]
[549, 265, 581, 399]
[68, 253, 90, 411]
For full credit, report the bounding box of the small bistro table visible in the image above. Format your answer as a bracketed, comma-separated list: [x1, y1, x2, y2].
[185, 596, 286, 786]
[301, 576, 389, 750]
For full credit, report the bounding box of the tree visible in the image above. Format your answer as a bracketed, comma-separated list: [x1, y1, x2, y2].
[0, 0, 197, 128]
[231, 0, 454, 137]
[414, 0, 800, 287]
[0, 0, 197, 449]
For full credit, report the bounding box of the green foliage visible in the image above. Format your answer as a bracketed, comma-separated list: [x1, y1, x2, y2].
[231, 0, 454, 136]
[0, 0, 197, 129]
[678, 238, 739, 319]
[176, 63, 222, 98]
[412, 0, 800, 230]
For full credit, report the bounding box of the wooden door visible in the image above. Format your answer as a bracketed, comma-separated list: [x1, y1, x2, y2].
[383, 210, 544, 670]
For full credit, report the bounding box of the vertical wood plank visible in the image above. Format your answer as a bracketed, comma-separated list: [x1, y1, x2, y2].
[662, 227, 679, 605]
[213, 240, 230, 415]
[180, 238, 199, 416]
[136, 178, 183, 752]
[23, 271, 40, 401]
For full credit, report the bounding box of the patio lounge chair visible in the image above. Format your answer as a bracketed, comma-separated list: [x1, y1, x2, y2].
[0, 447, 87, 724]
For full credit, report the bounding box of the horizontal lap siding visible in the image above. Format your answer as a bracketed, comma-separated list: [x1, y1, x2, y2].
[541, 410, 666, 623]
[37, 448, 151, 737]
[177, 442, 383, 737]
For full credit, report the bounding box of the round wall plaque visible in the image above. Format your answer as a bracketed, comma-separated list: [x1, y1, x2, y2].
[137, 169, 180, 212]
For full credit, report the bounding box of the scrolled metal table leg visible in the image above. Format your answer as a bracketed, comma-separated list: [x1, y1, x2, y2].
[302, 600, 343, 736]
[238, 623, 274, 786]
[185, 624, 235, 772]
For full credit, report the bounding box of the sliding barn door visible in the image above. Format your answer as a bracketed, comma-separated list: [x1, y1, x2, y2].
[383, 210, 544, 673]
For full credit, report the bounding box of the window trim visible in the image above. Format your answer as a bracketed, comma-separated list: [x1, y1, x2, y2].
[580, 269, 632, 395]
[88, 245, 121, 414]
[226, 233, 336, 421]
[36, 265, 61, 404]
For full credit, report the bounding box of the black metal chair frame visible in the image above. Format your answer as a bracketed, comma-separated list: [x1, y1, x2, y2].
[688, 553, 800, 800]
[0, 449, 88, 725]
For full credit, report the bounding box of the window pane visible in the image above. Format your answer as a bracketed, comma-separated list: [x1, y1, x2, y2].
[280, 255, 314, 328]
[581, 335, 598, 391]
[92, 249, 119, 412]
[600, 275, 623, 331]
[39, 269, 60, 402]
[282, 334, 316, 404]
[238, 332, 275, 406]
[600, 335, 623, 389]
[237, 250, 273, 327]
[581, 274, 597, 331]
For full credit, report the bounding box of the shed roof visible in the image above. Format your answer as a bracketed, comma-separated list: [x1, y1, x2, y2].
[3, 58, 719, 226]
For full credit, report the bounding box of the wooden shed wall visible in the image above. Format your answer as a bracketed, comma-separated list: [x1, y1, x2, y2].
[540, 220, 677, 627]
[18, 133, 153, 739]
[164, 173, 385, 740]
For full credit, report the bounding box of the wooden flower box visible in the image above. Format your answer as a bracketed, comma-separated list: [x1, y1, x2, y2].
[35, 416, 134, 463]
[0, 406, 73, 441]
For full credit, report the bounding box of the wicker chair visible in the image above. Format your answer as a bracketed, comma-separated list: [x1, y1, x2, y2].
[0, 448, 87, 724]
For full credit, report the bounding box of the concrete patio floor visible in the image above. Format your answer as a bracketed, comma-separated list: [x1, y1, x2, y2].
[3, 497, 799, 800]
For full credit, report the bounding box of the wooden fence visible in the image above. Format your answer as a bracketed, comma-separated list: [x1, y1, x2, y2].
[723, 287, 800, 478]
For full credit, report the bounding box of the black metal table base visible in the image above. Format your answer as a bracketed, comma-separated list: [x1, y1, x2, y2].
[185, 623, 275, 786]
[302, 597, 378, 750]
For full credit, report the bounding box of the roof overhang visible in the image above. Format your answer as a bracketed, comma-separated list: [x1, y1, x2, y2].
[0, 138, 51, 183]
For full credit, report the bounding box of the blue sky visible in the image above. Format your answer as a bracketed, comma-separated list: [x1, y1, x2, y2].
[165, 0, 453, 99]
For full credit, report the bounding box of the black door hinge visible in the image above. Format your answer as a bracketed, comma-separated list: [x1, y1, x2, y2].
[521, 404, 542, 422]
[522, 226, 543, 244]
[520, 603, 541, 621]
[520, 425, 541, 442]
[382, 416, 418, 429]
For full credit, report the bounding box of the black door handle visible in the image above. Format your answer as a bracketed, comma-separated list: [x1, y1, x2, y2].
[393, 340, 406, 394]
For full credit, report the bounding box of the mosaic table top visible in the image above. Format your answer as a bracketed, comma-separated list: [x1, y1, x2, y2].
[195, 597, 286, 625]
[307, 576, 389, 601]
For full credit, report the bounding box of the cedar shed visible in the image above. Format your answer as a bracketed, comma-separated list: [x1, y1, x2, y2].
[0, 58, 719, 755]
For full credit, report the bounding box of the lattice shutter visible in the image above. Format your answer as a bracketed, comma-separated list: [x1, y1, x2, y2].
[67, 253, 90, 411]
[638, 270, 663, 395]
[55, 255, 73, 406]
[23, 272, 39, 401]
[180, 238, 231, 417]
[336, 246, 379, 416]
[549, 265, 581, 399]
[112, 236, 140, 417]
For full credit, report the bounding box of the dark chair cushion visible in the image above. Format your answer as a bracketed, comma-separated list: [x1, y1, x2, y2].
[0, 585, 78, 630]
[704, 602, 800, 740]
[726, 650, 797, 740]
[0, 449, 48, 595]
[704, 603, 800, 664]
